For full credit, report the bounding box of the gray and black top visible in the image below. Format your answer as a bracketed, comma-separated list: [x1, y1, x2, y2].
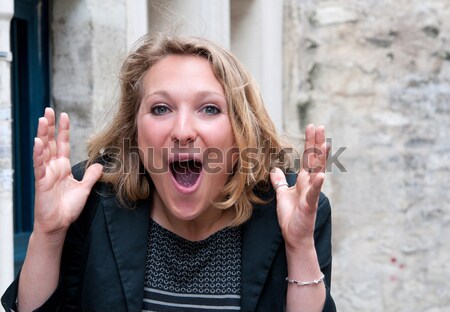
[142, 219, 242, 312]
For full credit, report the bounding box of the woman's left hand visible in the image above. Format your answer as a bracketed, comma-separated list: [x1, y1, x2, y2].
[270, 124, 330, 250]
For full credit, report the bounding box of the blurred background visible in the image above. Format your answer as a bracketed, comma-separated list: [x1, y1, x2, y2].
[0, 0, 449, 311]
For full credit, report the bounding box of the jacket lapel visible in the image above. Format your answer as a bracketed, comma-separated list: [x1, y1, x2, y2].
[241, 194, 283, 312]
[103, 196, 150, 312]
[102, 189, 283, 312]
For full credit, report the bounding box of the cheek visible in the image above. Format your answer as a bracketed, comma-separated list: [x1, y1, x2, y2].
[137, 119, 164, 148]
[225, 146, 239, 174]
[220, 124, 236, 166]
[217, 138, 237, 174]
[137, 121, 162, 167]
[211, 118, 235, 145]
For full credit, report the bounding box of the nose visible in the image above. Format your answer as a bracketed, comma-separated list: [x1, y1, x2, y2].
[170, 109, 197, 145]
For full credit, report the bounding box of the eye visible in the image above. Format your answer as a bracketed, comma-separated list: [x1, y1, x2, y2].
[151, 105, 170, 115]
[202, 105, 221, 115]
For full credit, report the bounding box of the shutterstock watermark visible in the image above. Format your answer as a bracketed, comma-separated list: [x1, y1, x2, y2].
[99, 138, 348, 175]
[269, 138, 347, 174]
[325, 138, 347, 173]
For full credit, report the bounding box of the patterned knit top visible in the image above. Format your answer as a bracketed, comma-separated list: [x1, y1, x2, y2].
[142, 219, 242, 311]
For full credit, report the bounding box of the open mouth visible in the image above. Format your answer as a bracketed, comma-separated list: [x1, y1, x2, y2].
[170, 159, 203, 188]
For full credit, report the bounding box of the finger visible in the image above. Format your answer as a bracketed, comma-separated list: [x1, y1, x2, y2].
[302, 124, 315, 173]
[270, 167, 289, 193]
[33, 137, 46, 181]
[318, 141, 331, 173]
[315, 125, 325, 148]
[36, 117, 50, 163]
[306, 172, 325, 207]
[314, 126, 326, 173]
[81, 163, 103, 192]
[56, 113, 70, 159]
[44, 108, 57, 159]
[324, 140, 331, 159]
[304, 124, 315, 151]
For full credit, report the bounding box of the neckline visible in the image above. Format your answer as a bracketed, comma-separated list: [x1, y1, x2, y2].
[149, 218, 239, 244]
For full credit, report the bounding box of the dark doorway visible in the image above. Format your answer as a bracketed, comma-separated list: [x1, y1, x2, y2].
[10, 0, 50, 273]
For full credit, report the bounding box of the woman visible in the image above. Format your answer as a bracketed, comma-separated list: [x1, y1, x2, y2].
[2, 34, 336, 311]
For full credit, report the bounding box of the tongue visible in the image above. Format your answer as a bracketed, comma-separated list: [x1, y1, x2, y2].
[172, 161, 201, 187]
[174, 172, 199, 187]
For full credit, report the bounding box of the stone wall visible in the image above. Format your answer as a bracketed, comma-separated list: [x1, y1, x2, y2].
[51, 0, 127, 163]
[283, 0, 450, 310]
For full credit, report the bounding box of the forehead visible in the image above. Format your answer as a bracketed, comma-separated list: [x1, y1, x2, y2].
[147, 54, 212, 77]
[142, 54, 224, 94]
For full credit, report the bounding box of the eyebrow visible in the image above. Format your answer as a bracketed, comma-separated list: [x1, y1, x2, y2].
[144, 90, 225, 100]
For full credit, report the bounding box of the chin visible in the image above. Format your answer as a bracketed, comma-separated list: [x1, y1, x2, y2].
[170, 207, 204, 222]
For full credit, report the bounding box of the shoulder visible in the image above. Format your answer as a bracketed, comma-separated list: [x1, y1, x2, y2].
[62, 162, 112, 264]
[72, 160, 87, 181]
[285, 170, 332, 227]
[69, 161, 112, 231]
[317, 193, 332, 228]
[71, 160, 113, 197]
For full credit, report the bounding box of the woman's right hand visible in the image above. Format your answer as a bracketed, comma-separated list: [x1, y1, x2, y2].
[17, 107, 103, 312]
[32, 107, 103, 236]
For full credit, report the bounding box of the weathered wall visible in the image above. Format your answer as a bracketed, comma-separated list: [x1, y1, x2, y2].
[52, 0, 127, 163]
[283, 0, 450, 311]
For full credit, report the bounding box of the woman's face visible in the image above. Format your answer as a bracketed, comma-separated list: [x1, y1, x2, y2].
[137, 54, 236, 223]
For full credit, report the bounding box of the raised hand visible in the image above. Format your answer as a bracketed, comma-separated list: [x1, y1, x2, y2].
[32, 107, 103, 236]
[270, 124, 330, 250]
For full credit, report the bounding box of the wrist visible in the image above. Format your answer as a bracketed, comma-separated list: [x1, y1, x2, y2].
[286, 273, 325, 286]
[285, 244, 322, 279]
[30, 228, 67, 249]
[285, 238, 315, 256]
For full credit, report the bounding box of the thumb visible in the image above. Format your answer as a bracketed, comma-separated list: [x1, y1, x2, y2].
[270, 167, 289, 193]
[81, 163, 103, 191]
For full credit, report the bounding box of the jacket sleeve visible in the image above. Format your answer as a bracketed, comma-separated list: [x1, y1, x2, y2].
[1, 276, 62, 312]
[1, 162, 98, 312]
[58, 163, 103, 311]
[315, 194, 337, 312]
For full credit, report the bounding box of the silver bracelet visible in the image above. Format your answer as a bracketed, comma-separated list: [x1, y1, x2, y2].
[285, 273, 325, 286]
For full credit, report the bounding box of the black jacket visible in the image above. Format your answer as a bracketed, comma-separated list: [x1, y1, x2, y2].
[2, 164, 336, 311]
